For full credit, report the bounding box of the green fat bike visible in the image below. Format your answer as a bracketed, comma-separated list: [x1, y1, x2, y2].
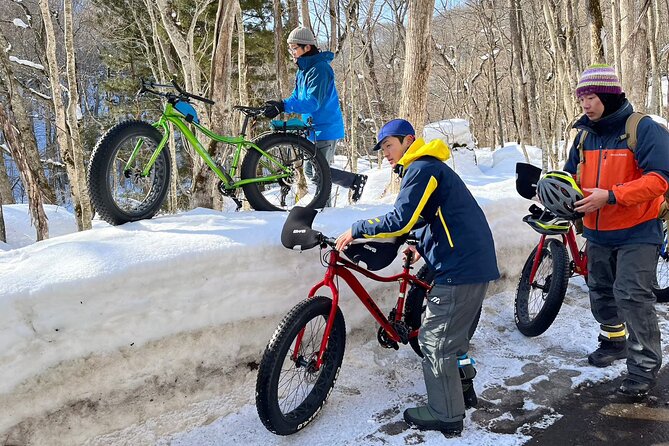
[87, 80, 331, 225]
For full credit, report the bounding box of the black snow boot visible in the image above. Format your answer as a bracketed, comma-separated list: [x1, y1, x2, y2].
[618, 376, 654, 398]
[588, 339, 627, 367]
[458, 356, 478, 409]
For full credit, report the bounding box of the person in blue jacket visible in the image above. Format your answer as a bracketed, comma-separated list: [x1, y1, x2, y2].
[335, 119, 500, 437]
[263, 27, 366, 203]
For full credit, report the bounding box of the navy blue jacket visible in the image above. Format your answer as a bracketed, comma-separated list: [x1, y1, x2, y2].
[351, 138, 499, 285]
[284, 51, 345, 141]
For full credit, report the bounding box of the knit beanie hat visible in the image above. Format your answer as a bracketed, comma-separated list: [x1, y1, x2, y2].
[287, 27, 317, 46]
[576, 64, 623, 97]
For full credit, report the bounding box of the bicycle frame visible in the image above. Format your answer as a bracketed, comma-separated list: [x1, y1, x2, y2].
[296, 247, 432, 371]
[528, 224, 588, 284]
[125, 102, 296, 190]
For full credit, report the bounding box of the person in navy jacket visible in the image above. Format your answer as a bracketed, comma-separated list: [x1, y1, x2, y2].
[563, 64, 669, 397]
[336, 119, 499, 436]
[263, 27, 366, 202]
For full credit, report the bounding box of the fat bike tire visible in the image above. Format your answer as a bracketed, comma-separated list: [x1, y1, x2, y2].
[256, 296, 346, 435]
[515, 238, 570, 337]
[87, 120, 170, 225]
[241, 133, 331, 211]
[653, 224, 669, 303]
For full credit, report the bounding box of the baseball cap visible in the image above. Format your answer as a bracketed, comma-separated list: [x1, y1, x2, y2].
[373, 119, 416, 151]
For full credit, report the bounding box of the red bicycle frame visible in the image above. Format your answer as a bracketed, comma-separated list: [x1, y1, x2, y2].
[292, 246, 432, 370]
[528, 224, 588, 284]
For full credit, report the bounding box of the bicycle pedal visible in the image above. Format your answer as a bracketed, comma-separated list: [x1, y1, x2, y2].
[377, 326, 399, 350]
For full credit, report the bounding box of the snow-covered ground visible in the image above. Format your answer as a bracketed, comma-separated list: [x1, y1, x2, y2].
[2, 144, 668, 445]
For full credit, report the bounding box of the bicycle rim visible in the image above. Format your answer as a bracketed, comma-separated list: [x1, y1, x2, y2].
[245, 140, 328, 210]
[276, 314, 330, 415]
[107, 135, 167, 216]
[526, 252, 554, 320]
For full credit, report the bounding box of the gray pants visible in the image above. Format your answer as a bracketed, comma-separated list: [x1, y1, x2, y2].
[587, 241, 662, 382]
[419, 282, 488, 422]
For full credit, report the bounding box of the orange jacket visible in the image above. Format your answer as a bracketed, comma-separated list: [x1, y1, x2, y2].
[564, 101, 669, 245]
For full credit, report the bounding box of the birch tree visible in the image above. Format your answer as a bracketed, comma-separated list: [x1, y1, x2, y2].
[0, 28, 55, 205]
[64, 0, 93, 228]
[0, 102, 49, 240]
[191, 0, 237, 208]
[38, 0, 91, 230]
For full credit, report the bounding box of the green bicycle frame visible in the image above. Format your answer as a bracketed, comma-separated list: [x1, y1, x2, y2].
[125, 102, 295, 190]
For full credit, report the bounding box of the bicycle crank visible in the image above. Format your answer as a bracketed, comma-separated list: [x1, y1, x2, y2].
[217, 181, 243, 210]
[377, 326, 399, 350]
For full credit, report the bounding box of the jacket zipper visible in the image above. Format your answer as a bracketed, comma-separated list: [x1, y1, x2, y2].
[595, 145, 605, 230]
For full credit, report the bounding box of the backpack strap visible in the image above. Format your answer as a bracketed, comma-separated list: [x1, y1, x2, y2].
[623, 112, 647, 151]
[575, 130, 588, 186]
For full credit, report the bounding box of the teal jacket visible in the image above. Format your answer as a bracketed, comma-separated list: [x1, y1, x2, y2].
[284, 51, 345, 141]
[351, 139, 500, 285]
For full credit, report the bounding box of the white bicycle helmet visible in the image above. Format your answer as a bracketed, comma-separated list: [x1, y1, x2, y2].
[536, 171, 584, 220]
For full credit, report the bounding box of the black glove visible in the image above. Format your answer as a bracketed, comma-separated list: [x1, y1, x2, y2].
[263, 100, 284, 119]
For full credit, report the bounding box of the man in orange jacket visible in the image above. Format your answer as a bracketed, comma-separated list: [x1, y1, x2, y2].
[564, 64, 669, 397]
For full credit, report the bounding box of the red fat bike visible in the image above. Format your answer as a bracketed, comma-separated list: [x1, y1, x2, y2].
[515, 206, 669, 337]
[255, 207, 440, 435]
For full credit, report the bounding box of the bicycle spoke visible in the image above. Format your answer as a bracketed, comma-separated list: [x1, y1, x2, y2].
[276, 316, 326, 414]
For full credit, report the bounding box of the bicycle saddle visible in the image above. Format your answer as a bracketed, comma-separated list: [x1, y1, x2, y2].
[523, 204, 570, 235]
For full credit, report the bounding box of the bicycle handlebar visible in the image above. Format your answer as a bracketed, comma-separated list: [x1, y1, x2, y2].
[137, 79, 215, 105]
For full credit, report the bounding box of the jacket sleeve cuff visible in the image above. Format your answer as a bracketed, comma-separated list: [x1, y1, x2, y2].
[607, 190, 617, 205]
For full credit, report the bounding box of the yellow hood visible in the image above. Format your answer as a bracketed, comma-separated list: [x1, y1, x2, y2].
[397, 138, 451, 169]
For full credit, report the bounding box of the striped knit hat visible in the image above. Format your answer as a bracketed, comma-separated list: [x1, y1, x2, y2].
[576, 64, 623, 97]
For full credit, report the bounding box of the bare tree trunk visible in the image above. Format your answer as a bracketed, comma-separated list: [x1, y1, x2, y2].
[543, 1, 572, 137]
[509, 0, 530, 147]
[287, 0, 299, 30]
[0, 102, 49, 241]
[0, 149, 13, 204]
[329, 0, 337, 52]
[273, 0, 291, 97]
[647, 1, 661, 114]
[0, 29, 55, 205]
[191, 0, 236, 208]
[0, 197, 5, 243]
[398, 0, 436, 136]
[587, 0, 605, 63]
[611, 0, 622, 78]
[565, 0, 582, 84]
[237, 3, 249, 132]
[522, 1, 547, 153]
[39, 0, 89, 230]
[620, 0, 649, 110]
[301, 0, 312, 28]
[64, 0, 92, 229]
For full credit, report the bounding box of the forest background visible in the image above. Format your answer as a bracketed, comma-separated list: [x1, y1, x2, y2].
[1, 0, 668, 241]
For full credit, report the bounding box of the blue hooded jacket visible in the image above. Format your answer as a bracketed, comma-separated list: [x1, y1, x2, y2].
[351, 138, 500, 286]
[283, 51, 345, 141]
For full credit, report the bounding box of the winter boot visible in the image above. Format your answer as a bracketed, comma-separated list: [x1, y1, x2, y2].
[588, 339, 627, 367]
[350, 174, 368, 202]
[458, 354, 478, 409]
[618, 376, 654, 398]
[403, 406, 463, 437]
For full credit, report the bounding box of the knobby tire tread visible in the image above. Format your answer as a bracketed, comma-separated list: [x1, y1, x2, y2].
[241, 133, 332, 211]
[515, 238, 570, 337]
[256, 296, 346, 435]
[87, 120, 170, 225]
